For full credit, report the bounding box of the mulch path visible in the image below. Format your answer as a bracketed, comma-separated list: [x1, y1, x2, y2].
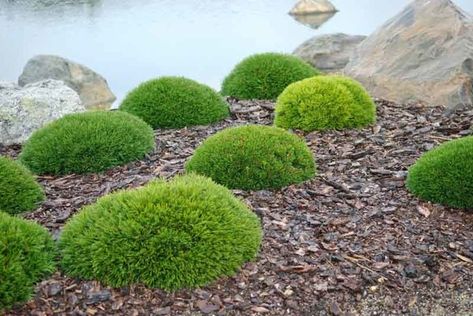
[2, 100, 473, 316]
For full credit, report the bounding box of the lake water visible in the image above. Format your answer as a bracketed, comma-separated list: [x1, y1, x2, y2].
[1, 0, 472, 104]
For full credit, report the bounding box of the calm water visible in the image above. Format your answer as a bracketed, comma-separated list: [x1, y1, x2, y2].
[1, 0, 472, 103]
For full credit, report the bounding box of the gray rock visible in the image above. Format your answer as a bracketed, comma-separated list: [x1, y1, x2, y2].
[0, 79, 85, 145]
[289, 0, 337, 15]
[294, 33, 366, 73]
[19, 55, 116, 110]
[344, 0, 473, 111]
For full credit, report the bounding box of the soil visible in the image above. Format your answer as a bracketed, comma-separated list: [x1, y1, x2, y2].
[2, 99, 473, 316]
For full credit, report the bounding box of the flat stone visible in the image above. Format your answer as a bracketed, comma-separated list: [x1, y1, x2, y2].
[294, 33, 366, 73]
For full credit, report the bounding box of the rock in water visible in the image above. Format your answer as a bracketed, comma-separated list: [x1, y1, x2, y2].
[294, 33, 366, 73]
[289, 0, 337, 15]
[344, 0, 473, 111]
[290, 12, 336, 30]
[0, 80, 85, 145]
[18, 55, 116, 110]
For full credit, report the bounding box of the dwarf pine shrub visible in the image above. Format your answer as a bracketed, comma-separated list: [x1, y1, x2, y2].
[0, 156, 44, 215]
[275, 76, 376, 131]
[407, 136, 473, 209]
[120, 76, 229, 129]
[0, 213, 56, 310]
[20, 111, 155, 175]
[59, 174, 262, 291]
[221, 53, 320, 100]
[185, 125, 316, 190]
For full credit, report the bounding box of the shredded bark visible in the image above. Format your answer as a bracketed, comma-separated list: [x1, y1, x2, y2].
[2, 99, 473, 316]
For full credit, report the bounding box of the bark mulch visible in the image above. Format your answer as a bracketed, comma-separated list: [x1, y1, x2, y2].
[2, 100, 473, 316]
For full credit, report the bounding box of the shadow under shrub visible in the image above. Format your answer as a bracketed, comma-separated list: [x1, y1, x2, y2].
[275, 76, 376, 131]
[120, 76, 229, 129]
[19, 111, 155, 175]
[406, 136, 473, 209]
[221, 52, 320, 100]
[185, 125, 316, 190]
[59, 174, 262, 291]
[0, 213, 56, 311]
[0, 157, 44, 215]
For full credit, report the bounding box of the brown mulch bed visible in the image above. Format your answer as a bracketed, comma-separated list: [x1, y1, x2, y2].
[2, 100, 473, 316]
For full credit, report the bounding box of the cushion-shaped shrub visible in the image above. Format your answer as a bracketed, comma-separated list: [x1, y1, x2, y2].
[274, 76, 376, 131]
[0, 213, 56, 310]
[119, 77, 229, 129]
[59, 174, 262, 291]
[406, 136, 473, 209]
[0, 157, 44, 215]
[19, 111, 155, 175]
[221, 53, 320, 100]
[185, 125, 316, 190]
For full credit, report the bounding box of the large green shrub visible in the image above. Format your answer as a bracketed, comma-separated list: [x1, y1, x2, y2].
[0, 157, 44, 215]
[19, 111, 155, 175]
[185, 125, 316, 190]
[275, 76, 376, 131]
[59, 174, 262, 291]
[0, 213, 56, 310]
[221, 53, 320, 100]
[119, 77, 229, 129]
[406, 136, 473, 209]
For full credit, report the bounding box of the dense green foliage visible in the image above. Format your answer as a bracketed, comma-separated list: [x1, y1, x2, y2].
[275, 76, 376, 131]
[120, 77, 229, 129]
[20, 111, 155, 175]
[406, 136, 473, 209]
[59, 174, 262, 291]
[221, 53, 320, 100]
[185, 125, 316, 190]
[0, 157, 44, 215]
[0, 213, 56, 310]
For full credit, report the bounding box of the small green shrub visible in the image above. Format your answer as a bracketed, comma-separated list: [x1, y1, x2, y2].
[59, 174, 262, 291]
[0, 157, 44, 215]
[120, 77, 229, 129]
[275, 76, 376, 131]
[19, 111, 155, 175]
[185, 125, 316, 190]
[221, 53, 320, 100]
[0, 212, 56, 310]
[406, 136, 473, 209]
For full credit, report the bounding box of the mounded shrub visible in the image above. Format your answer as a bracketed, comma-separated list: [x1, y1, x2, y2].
[0, 213, 56, 310]
[221, 53, 320, 100]
[0, 157, 44, 215]
[185, 125, 316, 190]
[406, 136, 473, 209]
[59, 174, 262, 291]
[19, 111, 155, 175]
[119, 76, 229, 129]
[275, 76, 377, 131]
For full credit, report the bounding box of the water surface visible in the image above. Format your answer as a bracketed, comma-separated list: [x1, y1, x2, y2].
[1, 0, 471, 103]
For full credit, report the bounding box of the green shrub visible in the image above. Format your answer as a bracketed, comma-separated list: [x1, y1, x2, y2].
[19, 111, 155, 175]
[0, 157, 44, 215]
[120, 77, 229, 129]
[185, 125, 316, 190]
[221, 53, 320, 100]
[406, 136, 473, 209]
[0, 213, 56, 310]
[274, 76, 376, 131]
[59, 174, 262, 291]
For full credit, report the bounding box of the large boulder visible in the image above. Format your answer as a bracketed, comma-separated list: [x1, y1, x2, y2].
[289, 0, 337, 15]
[18, 55, 116, 110]
[344, 0, 473, 111]
[0, 80, 85, 145]
[294, 33, 366, 73]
